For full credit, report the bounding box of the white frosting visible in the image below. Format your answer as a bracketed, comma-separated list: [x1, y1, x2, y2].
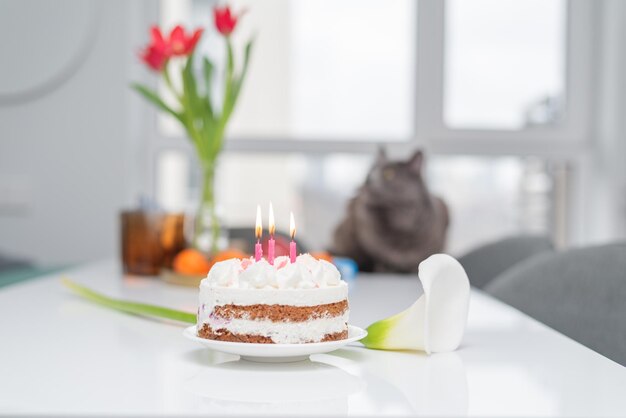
[202, 313, 349, 344]
[238, 259, 277, 289]
[206, 258, 241, 287]
[202, 254, 344, 291]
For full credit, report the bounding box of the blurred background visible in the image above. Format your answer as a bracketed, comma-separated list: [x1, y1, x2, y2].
[1, 0, 625, 267]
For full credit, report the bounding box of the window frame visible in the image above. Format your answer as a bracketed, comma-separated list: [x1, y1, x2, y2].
[415, 0, 595, 158]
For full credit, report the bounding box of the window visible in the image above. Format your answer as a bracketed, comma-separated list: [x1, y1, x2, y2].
[444, 0, 566, 130]
[144, 0, 592, 251]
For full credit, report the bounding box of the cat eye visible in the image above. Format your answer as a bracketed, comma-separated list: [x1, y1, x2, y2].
[383, 168, 395, 181]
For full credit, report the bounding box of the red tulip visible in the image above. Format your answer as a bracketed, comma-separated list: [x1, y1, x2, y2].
[139, 26, 170, 71]
[150, 26, 168, 51]
[140, 46, 168, 71]
[214, 6, 239, 36]
[169, 25, 204, 56]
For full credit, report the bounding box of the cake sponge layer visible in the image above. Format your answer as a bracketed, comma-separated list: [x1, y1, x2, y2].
[199, 324, 348, 344]
[212, 300, 348, 322]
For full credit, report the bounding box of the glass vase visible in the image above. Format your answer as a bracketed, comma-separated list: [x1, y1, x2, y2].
[192, 161, 228, 255]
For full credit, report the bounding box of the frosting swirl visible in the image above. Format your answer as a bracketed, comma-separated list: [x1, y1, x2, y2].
[203, 253, 343, 290]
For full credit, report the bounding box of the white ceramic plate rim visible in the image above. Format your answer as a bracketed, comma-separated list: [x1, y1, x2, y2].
[183, 324, 367, 360]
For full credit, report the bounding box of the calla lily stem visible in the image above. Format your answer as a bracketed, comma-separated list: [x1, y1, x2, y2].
[62, 278, 196, 324]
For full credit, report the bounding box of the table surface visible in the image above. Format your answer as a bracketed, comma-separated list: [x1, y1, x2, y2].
[0, 260, 625, 416]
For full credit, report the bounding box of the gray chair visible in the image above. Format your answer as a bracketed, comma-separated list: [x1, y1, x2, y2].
[486, 243, 626, 366]
[458, 235, 553, 288]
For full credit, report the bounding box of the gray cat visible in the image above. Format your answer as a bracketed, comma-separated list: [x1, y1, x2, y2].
[332, 149, 449, 273]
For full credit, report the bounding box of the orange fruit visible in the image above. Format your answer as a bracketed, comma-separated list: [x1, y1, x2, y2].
[173, 248, 212, 276]
[210, 248, 249, 266]
[311, 251, 334, 263]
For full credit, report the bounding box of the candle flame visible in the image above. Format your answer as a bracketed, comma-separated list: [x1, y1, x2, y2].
[255, 205, 262, 240]
[268, 202, 275, 236]
[289, 212, 296, 240]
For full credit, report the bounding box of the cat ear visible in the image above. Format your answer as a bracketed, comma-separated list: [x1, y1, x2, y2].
[376, 147, 387, 165]
[408, 150, 424, 173]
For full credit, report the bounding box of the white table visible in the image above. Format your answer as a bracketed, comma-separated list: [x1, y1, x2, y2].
[0, 260, 625, 416]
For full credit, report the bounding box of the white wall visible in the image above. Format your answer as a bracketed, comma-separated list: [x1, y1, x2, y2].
[0, 0, 144, 265]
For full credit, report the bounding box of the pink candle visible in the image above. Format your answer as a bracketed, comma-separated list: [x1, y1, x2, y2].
[268, 238, 275, 264]
[289, 211, 297, 263]
[289, 240, 296, 264]
[268, 202, 276, 264]
[255, 240, 263, 262]
[255, 205, 263, 262]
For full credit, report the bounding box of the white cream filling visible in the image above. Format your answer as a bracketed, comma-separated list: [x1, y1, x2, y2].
[202, 313, 349, 344]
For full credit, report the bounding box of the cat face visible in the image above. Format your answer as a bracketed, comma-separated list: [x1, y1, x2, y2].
[365, 149, 427, 205]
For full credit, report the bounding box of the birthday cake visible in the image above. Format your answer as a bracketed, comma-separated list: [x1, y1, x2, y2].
[197, 254, 349, 344]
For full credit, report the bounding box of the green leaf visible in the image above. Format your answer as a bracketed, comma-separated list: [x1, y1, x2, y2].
[223, 39, 254, 125]
[226, 40, 235, 82]
[242, 39, 254, 76]
[207, 123, 225, 158]
[180, 55, 209, 156]
[232, 39, 254, 104]
[182, 54, 203, 121]
[221, 40, 236, 121]
[131, 83, 184, 125]
[62, 278, 196, 324]
[202, 57, 215, 119]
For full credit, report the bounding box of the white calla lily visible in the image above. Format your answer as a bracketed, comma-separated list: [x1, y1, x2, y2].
[361, 254, 470, 354]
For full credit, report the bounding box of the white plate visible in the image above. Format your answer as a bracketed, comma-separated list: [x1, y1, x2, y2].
[183, 325, 367, 363]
